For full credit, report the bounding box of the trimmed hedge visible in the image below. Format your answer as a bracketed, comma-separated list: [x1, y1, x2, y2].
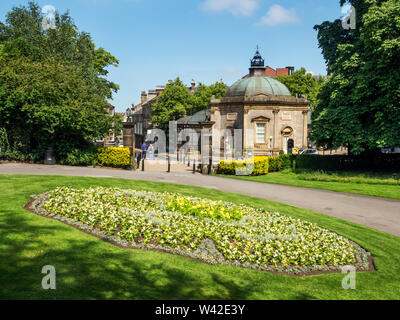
[268, 157, 282, 172]
[218, 158, 269, 176]
[295, 154, 400, 172]
[218, 154, 296, 176]
[97, 147, 131, 169]
[59, 146, 131, 169]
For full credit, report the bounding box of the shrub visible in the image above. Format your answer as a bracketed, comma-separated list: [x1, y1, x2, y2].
[58, 146, 131, 169]
[59, 147, 97, 167]
[280, 154, 296, 170]
[218, 158, 269, 176]
[97, 147, 131, 169]
[268, 157, 283, 172]
[218, 155, 296, 175]
[295, 154, 400, 172]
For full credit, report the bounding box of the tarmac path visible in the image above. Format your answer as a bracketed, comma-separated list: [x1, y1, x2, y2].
[1, 163, 399, 237]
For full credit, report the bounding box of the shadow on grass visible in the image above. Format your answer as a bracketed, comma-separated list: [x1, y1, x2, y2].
[0, 207, 256, 300]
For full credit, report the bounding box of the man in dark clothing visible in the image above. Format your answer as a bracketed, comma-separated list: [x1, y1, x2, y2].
[141, 142, 148, 159]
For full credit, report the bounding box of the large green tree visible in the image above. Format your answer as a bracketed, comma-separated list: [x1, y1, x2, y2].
[0, 2, 119, 98]
[0, 2, 119, 160]
[151, 79, 227, 130]
[192, 81, 227, 113]
[311, 0, 400, 154]
[151, 78, 193, 130]
[276, 68, 325, 107]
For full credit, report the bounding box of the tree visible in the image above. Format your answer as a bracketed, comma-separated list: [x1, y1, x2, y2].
[151, 79, 227, 129]
[112, 113, 124, 137]
[0, 53, 112, 160]
[192, 81, 227, 114]
[276, 68, 325, 107]
[0, 1, 119, 98]
[151, 78, 193, 130]
[311, 0, 400, 154]
[0, 2, 119, 160]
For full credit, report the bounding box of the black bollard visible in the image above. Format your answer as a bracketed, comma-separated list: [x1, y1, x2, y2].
[192, 159, 196, 174]
[208, 158, 212, 175]
[167, 155, 171, 173]
[141, 158, 144, 171]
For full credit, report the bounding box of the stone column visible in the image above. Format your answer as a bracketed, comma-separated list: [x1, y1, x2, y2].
[200, 121, 215, 172]
[122, 122, 135, 168]
[273, 109, 280, 155]
[243, 108, 249, 155]
[302, 110, 308, 149]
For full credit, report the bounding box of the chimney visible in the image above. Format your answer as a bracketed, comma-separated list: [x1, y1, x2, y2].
[286, 66, 295, 76]
[141, 91, 147, 104]
[155, 86, 164, 94]
[148, 89, 157, 100]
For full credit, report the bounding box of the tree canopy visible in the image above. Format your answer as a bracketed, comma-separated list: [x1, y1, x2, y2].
[151, 78, 227, 130]
[276, 68, 326, 107]
[311, 0, 400, 155]
[0, 2, 119, 161]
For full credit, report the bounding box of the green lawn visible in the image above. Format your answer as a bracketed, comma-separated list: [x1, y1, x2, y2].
[1, 174, 399, 300]
[217, 170, 400, 200]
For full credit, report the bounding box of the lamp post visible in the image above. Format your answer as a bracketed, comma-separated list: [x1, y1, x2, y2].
[126, 108, 133, 122]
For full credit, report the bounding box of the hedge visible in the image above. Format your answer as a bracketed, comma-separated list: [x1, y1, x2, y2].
[295, 154, 400, 172]
[217, 154, 296, 176]
[97, 147, 131, 169]
[57, 146, 131, 169]
[218, 158, 269, 176]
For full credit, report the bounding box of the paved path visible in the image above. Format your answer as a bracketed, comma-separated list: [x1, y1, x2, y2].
[1, 163, 399, 237]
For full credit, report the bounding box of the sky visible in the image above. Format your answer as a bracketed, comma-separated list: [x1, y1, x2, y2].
[0, 0, 348, 112]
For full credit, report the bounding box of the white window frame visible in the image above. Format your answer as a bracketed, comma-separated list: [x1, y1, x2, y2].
[256, 123, 266, 144]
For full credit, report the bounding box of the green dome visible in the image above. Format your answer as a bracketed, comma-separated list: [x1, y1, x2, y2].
[226, 76, 291, 97]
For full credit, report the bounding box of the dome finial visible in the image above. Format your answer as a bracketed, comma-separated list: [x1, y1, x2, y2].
[251, 46, 264, 68]
[249, 46, 266, 76]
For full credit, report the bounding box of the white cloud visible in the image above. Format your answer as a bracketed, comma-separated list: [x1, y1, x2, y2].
[199, 0, 260, 17]
[256, 4, 300, 26]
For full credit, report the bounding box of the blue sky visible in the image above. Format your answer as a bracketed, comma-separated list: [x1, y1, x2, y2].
[0, 0, 347, 111]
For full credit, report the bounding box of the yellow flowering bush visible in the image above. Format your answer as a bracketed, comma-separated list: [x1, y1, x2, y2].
[218, 155, 295, 175]
[97, 147, 131, 169]
[218, 158, 269, 176]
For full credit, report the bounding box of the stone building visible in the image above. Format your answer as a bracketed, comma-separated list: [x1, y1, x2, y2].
[127, 80, 199, 149]
[209, 50, 309, 156]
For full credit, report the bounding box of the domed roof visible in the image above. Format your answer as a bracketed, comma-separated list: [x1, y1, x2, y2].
[226, 76, 292, 97]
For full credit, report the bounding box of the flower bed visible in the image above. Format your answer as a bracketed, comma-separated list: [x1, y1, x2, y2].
[29, 187, 371, 274]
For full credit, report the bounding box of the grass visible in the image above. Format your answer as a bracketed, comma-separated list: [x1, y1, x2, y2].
[0, 174, 399, 300]
[217, 169, 400, 200]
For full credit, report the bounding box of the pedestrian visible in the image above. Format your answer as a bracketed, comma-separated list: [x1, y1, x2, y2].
[141, 141, 148, 159]
[148, 143, 154, 160]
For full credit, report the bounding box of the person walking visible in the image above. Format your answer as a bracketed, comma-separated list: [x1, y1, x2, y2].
[141, 141, 148, 159]
[148, 143, 154, 160]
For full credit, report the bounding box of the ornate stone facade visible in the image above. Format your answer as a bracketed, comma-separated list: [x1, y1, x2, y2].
[210, 50, 309, 156]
